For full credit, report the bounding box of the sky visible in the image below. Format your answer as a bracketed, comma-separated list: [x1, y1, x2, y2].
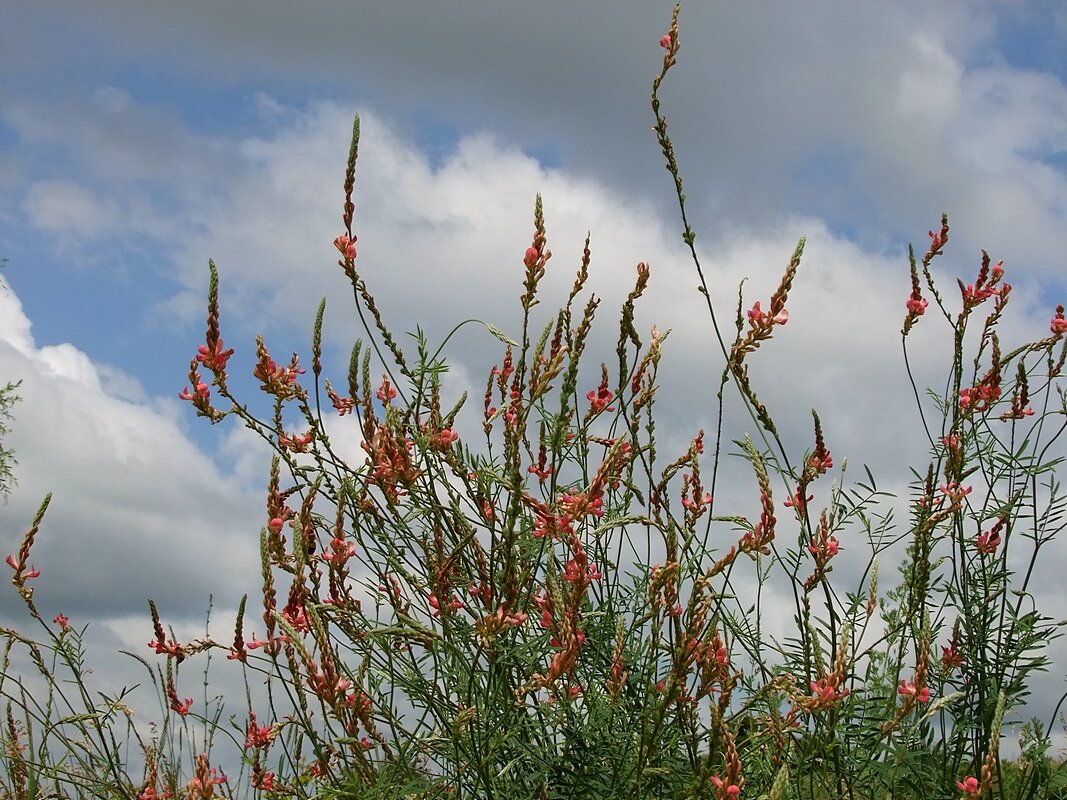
[2, 0, 1067, 763]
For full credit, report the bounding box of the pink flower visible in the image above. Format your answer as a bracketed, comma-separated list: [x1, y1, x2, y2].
[808, 536, 840, 558]
[710, 776, 742, 799]
[53, 613, 70, 631]
[254, 772, 275, 791]
[428, 593, 464, 618]
[941, 645, 964, 670]
[148, 637, 183, 658]
[436, 428, 459, 448]
[244, 714, 276, 749]
[681, 492, 713, 513]
[939, 482, 972, 501]
[975, 529, 1001, 555]
[528, 463, 554, 481]
[962, 282, 996, 305]
[747, 300, 788, 327]
[245, 633, 288, 655]
[333, 234, 357, 260]
[659, 33, 672, 49]
[929, 229, 945, 251]
[809, 677, 848, 705]
[376, 378, 397, 403]
[906, 296, 928, 315]
[587, 385, 615, 413]
[1051, 305, 1067, 335]
[279, 431, 313, 452]
[196, 339, 234, 372]
[3, 554, 36, 580]
[808, 452, 833, 471]
[524, 247, 539, 267]
[783, 488, 813, 512]
[321, 536, 357, 565]
[959, 383, 1000, 412]
[897, 679, 931, 703]
[956, 775, 980, 799]
[178, 383, 209, 402]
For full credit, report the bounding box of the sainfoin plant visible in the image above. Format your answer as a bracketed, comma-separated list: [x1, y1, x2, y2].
[4, 6, 1067, 799]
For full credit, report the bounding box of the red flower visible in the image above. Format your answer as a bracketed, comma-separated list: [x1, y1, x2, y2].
[941, 645, 964, 670]
[244, 713, 276, 749]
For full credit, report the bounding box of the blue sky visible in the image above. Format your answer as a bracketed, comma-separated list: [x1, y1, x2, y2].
[2, 0, 1067, 759]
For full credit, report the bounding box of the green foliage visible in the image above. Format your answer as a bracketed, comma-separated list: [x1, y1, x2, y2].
[0, 378, 19, 502]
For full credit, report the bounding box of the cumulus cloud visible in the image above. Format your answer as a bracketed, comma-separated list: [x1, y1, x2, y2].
[0, 286, 262, 624]
[145, 97, 1060, 489]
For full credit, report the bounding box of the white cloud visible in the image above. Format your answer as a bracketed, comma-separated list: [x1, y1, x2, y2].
[22, 179, 116, 235]
[132, 95, 1063, 504]
[896, 34, 966, 121]
[0, 285, 262, 624]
